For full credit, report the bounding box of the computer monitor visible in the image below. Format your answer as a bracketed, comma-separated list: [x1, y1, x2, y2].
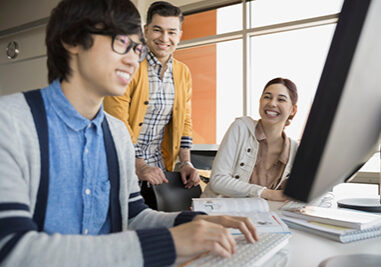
[284, 0, 381, 209]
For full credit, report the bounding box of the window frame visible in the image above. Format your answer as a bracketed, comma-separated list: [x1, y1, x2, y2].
[177, 0, 379, 182]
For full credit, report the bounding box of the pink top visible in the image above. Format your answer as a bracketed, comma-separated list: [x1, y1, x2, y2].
[249, 120, 290, 189]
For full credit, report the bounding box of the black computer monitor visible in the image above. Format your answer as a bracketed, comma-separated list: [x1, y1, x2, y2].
[284, 0, 381, 210]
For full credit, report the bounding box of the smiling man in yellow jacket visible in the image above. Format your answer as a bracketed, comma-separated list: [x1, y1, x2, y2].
[104, 1, 200, 197]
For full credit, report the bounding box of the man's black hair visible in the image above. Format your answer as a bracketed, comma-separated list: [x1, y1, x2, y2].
[46, 0, 143, 83]
[146, 1, 184, 26]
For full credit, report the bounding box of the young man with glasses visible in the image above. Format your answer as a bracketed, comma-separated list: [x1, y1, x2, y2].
[104, 1, 200, 193]
[0, 0, 258, 266]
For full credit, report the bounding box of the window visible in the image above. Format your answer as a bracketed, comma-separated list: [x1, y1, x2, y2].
[176, 0, 378, 186]
[177, 0, 344, 144]
[248, 24, 336, 140]
[249, 0, 343, 27]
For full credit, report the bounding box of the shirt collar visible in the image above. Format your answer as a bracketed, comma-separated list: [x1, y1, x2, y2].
[255, 120, 267, 141]
[146, 50, 173, 71]
[278, 133, 290, 164]
[44, 79, 104, 133]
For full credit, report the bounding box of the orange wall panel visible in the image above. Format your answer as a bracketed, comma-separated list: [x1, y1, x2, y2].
[174, 44, 216, 144]
[175, 9, 217, 144]
[181, 10, 217, 41]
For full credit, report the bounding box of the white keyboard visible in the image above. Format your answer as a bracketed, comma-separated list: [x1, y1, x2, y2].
[281, 192, 335, 211]
[185, 233, 291, 267]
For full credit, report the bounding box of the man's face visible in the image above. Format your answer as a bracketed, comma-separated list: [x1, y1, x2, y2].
[67, 33, 142, 99]
[144, 14, 182, 64]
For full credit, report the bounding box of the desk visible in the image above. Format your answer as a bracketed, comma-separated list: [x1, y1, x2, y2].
[286, 227, 381, 267]
[268, 183, 381, 266]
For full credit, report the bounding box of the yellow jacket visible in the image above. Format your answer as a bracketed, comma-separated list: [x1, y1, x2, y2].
[104, 58, 192, 171]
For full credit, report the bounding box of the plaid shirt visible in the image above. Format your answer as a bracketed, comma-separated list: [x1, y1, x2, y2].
[135, 51, 192, 170]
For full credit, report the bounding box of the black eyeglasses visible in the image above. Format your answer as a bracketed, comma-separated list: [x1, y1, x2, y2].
[89, 31, 147, 62]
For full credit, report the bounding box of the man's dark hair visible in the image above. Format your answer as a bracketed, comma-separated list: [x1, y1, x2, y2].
[46, 0, 143, 83]
[146, 1, 184, 26]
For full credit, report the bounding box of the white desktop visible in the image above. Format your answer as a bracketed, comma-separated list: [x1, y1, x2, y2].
[270, 183, 381, 267]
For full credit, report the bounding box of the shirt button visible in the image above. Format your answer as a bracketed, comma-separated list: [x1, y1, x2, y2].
[87, 123, 91, 128]
[235, 175, 240, 179]
[85, 188, 91, 195]
[84, 148, 89, 154]
[144, 101, 149, 105]
[84, 229, 89, 235]
[139, 122, 143, 126]
[247, 148, 251, 152]
[240, 162, 245, 166]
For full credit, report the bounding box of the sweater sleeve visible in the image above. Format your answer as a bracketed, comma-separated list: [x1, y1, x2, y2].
[0, 95, 204, 267]
[209, 119, 266, 198]
[182, 64, 193, 138]
[0, 95, 155, 267]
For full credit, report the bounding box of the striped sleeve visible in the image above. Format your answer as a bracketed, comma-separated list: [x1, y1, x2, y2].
[136, 228, 176, 267]
[128, 193, 177, 266]
[128, 192, 149, 219]
[174, 211, 207, 226]
[180, 136, 192, 149]
[0, 203, 38, 263]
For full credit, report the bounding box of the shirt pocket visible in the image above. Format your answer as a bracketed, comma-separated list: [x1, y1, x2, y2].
[92, 180, 111, 231]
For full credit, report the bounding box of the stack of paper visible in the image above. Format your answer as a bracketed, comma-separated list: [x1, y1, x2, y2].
[280, 205, 381, 243]
[281, 206, 381, 229]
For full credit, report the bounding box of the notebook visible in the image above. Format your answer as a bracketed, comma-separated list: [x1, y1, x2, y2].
[192, 198, 290, 234]
[281, 216, 381, 243]
[281, 205, 381, 230]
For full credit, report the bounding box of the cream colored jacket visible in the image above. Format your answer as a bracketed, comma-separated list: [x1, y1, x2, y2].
[202, 117, 298, 198]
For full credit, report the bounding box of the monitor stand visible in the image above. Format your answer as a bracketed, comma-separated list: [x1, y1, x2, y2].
[319, 254, 381, 267]
[338, 154, 381, 212]
[337, 197, 381, 212]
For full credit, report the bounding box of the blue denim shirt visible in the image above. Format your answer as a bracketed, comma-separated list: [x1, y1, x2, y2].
[42, 80, 110, 235]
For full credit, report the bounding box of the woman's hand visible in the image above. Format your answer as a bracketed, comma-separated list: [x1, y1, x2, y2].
[261, 189, 289, 201]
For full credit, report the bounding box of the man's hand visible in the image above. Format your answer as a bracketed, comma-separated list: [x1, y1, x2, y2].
[261, 189, 289, 201]
[180, 163, 200, 189]
[135, 158, 168, 185]
[193, 215, 258, 244]
[169, 215, 258, 264]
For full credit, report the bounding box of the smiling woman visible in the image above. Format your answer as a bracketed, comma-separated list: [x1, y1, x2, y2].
[202, 77, 299, 202]
[259, 78, 298, 128]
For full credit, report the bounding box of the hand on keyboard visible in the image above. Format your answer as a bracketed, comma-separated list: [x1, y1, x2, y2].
[194, 215, 259, 243]
[185, 233, 291, 267]
[170, 215, 259, 265]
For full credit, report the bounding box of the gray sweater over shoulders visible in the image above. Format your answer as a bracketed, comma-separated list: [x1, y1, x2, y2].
[0, 92, 195, 267]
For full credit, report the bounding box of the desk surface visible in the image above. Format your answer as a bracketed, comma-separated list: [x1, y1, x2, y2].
[268, 183, 381, 266]
[287, 227, 381, 267]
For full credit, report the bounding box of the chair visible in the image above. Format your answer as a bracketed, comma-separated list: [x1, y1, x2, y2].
[141, 171, 202, 212]
[191, 149, 217, 170]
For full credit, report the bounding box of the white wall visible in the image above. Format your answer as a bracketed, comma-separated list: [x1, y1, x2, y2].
[0, 0, 60, 95]
[0, 25, 48, 95]
[0, 0, 208, 95]
[0, 0, 142, 95]
[0, 0, 60, 32]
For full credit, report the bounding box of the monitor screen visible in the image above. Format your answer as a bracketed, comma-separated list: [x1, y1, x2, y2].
[284, 0, 381, 203]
